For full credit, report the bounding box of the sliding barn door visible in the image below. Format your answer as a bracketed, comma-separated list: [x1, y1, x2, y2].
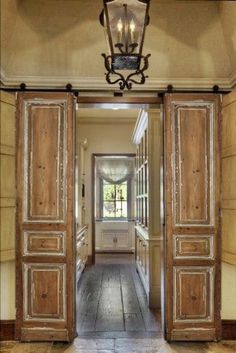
[16, 93, 75, 341]
[164, 94, 221, 341]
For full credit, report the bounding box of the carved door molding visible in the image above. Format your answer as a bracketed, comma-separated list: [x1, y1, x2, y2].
[16, 92, 75, 341]
[164, 94, 221, 341]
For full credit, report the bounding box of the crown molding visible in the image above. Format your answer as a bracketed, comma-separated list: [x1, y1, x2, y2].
[0, 69, 234, 91]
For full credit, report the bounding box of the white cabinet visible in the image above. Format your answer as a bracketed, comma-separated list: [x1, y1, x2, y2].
[101, 230, 129, 250]
[133, 109, 163, 308]
[76, 225, 88, 282]
[95, 221, 135, 252]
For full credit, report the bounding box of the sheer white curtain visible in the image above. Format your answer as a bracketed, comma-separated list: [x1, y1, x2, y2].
[96, 157, 134, 184]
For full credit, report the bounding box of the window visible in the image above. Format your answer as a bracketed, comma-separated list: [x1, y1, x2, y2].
[102, 180, 128, 219]
[95, 156, 135, 220]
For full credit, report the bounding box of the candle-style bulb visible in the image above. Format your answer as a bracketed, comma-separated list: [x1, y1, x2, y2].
[130, 19, 135, 33]
[117, 18, 123, 32]
[129, 19, 135, 44]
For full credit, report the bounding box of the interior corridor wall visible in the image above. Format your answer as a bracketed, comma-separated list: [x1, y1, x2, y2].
[0, 92, 16, 320]
[77, 118, 136, 257]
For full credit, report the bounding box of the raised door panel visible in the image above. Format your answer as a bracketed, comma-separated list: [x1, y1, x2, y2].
[164, 94, 221, 341]
[116, 231, 129, 250]
[23, 231, 66, 256]
[101, 230, 115, 249]
[174, 105, 213, 226]
[173, 235, 214, 260]
[174, 267, 214, 322]
[23, 264, 66, 321]
[24, 104, 66, 222]
[16, 93, 75, 342]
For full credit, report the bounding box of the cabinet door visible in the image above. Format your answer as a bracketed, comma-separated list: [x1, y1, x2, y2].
[164, 94, 221, 341]
[101, 230, 116, 249]
[16, 93, 75, 342]
[116, 231, 129, 250]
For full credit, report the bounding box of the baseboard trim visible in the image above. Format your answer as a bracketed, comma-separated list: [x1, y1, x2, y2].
[222, 320, 236, 340]
[0, 320, 15, 341]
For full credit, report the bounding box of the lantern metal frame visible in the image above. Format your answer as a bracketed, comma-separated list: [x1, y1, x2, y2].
[100, 0, 151, 90]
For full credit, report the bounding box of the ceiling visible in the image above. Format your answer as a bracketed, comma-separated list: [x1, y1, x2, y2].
[1, 0, 236, 90]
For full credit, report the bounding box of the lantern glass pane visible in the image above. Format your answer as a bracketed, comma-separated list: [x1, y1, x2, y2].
[105, 0, 148, 55]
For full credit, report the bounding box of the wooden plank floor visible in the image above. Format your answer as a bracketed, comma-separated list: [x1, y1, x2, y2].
[76, 255, 162, 338]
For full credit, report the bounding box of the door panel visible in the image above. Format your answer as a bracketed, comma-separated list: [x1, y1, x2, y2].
[23, 263, 66, 320]
[16, 92, 75, 341]
[164, 94, 221, 341]
[173, 104, 213, 226]
[173, 235, 214, 259]
[25, 104, 66, 222]
[23, 231, 66, 256]
[174, 267, 214, 322]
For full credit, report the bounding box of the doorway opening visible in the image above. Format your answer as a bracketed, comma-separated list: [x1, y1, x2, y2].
[75, 103, 164, 338]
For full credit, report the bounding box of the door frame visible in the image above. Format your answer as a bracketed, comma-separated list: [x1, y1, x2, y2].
[77, 95, 162, 266]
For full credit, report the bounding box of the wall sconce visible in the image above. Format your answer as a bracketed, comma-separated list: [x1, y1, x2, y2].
[100, 0, 151, 90]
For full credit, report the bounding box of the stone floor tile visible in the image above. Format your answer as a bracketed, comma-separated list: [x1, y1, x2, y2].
[157, 342, 173, 353]
[206, 341, 236, 353]
[0, 341, 18, 353]
[10, 342, 52, 353]
[166, 342, 207, 353]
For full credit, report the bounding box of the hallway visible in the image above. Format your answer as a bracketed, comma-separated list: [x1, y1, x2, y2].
[76, 255, 161, 337]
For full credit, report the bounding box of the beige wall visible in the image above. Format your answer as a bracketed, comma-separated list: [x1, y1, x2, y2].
[221, 92, 236, 319]
[219, 2, 236, 77]
[0, 91, 16, 320]
[1, 0, 234, 89]
[77, 117, 136, 255]
[0, 261, 15, 320]
[222, 262, 236, 319]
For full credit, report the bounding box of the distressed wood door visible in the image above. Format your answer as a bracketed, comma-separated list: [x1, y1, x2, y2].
[164, 94, 221, 341]
[16, 92, 75, 341]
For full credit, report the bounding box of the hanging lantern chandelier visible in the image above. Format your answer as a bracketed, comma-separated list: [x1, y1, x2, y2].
[100, 0, 151, 90]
